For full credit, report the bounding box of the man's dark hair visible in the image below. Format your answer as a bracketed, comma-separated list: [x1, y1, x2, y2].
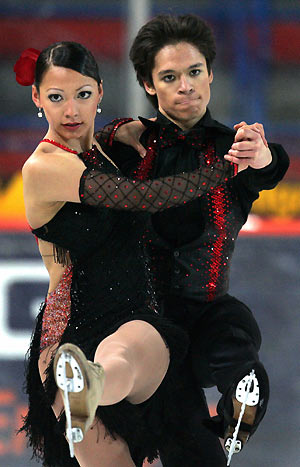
[129, 14, 216, 109]
[35, 41, 101, 92]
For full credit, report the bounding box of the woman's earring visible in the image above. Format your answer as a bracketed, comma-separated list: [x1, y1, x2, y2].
[96, 103, 102, 114]
[37, 107, 43, 118]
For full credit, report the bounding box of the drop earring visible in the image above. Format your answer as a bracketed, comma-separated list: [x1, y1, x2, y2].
[96, 103, 102, 114]
[37, 107, 43, 118]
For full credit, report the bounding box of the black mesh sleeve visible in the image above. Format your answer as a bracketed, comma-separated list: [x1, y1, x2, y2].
[95, 118, 134, 154]
[79, 159, 235, 213]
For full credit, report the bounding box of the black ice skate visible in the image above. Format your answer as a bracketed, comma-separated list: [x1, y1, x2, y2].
[224, 369, 259, 465]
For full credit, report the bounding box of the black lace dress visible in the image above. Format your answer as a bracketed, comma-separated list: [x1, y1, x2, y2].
[21, 146, 234, 466]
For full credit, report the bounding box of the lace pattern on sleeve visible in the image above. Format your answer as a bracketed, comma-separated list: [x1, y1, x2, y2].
[95, 118, 134, 153]
[79, 159, 234, 213]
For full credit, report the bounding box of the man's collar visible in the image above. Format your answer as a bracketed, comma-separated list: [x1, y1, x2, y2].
[139, 109, 235, 135]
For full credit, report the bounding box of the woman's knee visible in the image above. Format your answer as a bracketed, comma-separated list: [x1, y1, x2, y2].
[96, 320, 169, 365]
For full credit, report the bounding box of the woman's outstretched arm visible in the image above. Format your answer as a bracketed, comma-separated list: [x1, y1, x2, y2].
[23, 147, 235, 214]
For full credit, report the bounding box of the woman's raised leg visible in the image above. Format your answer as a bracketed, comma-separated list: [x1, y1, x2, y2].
[94, 319, 170, 405]
[39, 320, 169, 465]
[39, 345, 137, 466]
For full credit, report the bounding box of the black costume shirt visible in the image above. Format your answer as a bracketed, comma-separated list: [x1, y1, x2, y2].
[96, 109, 289, 302]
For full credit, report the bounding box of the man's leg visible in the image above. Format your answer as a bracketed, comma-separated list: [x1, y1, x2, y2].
[158, 295, 227, 466]
[190, 296, 269, 452]
[158, 356, 227, 467]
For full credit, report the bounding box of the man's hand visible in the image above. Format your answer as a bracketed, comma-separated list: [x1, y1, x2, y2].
[115, 120, 147, 158]
[224, 121, 272, 172]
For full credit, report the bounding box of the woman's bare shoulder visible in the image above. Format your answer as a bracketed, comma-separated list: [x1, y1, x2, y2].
[23, 145, 56, 178]
[23, 152, 67, 228]
[22, 144, 82, 184]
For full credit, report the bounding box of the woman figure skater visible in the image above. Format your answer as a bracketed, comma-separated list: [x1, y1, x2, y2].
[15, 42, 234, 466]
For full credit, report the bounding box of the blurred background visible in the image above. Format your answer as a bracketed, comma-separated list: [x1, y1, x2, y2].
[0, 0, 299, 466]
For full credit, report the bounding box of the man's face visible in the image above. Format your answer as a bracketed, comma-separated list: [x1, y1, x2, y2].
[144, 42, 213, 130]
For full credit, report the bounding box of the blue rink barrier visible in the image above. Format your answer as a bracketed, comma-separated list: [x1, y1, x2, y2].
[0, 233, 299, 466]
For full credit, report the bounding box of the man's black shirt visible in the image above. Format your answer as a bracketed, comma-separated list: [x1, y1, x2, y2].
[100, 109, 289, 248]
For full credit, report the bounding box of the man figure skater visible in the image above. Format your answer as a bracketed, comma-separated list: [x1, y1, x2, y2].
[97, 14, 289, 466]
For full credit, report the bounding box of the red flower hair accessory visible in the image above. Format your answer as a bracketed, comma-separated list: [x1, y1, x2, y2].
[14, 48, 40, 86]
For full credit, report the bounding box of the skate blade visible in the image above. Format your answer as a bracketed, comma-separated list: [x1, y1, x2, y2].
[226, 370, 257, 465]
[225, 437, 242, 465]
[55, 350, 86, 457]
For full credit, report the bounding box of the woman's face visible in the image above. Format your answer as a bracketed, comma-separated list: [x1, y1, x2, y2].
[32, 65, 102, 143]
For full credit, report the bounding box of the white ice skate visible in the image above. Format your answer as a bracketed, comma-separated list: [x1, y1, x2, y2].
[54, 343, 105, 458]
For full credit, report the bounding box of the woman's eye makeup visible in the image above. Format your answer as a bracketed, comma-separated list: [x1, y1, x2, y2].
[48, 93, 63, 102]
[47, 90, 92, 102]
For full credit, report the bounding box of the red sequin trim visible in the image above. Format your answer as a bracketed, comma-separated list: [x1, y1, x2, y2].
[207, 186, 227, 301]
[40, 139, 78, 154]
[80, 145, 102, 166]
[135, 130, 230, 301]
[108, 118, 134, 146]
[135, 129, 157, 180]
[233, 161, 238, 176]
[40, 265, 72, 352]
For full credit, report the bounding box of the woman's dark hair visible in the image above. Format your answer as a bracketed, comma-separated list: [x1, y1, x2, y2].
[129, 14, 216, 108]
[35, 41, 101, 91]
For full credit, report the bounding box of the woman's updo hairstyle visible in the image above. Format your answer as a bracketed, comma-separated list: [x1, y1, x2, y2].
[35, 41, 101, 91]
